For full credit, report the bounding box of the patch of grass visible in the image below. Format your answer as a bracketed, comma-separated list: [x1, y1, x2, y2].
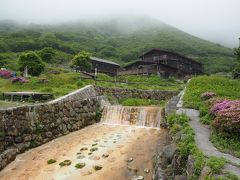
[184, 76, 240, 123]
[210, 131, 240, 158]
[0, 72, 181, 108]
[206, 156, 226, 174]
[167, 114, 205, 177]
[0, 100, 29, 108]
[166, 114, 235, 178]
[75, 162, 86, 169]
[93, 74, 184, 91]
[47, 159, 57, 164]
[90, 147, 98, 152]
[59, 160, 71, 167]
[120, 98, 166, 106]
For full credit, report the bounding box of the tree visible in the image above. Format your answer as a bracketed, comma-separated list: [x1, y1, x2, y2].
[71, 51, 91, 71]
[18, 51, 45, 76]
[233, 46, 240, 78]
[38, 47, 56, 63]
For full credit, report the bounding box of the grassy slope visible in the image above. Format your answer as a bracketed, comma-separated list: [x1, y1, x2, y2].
[0, 19, 235, 74]
[183, 76, 240, 158]
[184, 76, 240, 110]
[0, 73, 182, 100]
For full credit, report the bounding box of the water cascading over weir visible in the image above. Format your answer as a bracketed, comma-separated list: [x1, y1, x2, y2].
[101, 105, 162, 128]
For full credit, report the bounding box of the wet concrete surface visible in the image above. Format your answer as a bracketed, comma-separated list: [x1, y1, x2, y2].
[0, 123, 168, 180]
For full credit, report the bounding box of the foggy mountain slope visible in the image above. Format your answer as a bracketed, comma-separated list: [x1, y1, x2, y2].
[0, 17, 235, 73]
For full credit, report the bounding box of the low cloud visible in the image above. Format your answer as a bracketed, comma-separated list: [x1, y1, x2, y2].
[0, 0, 240, 47]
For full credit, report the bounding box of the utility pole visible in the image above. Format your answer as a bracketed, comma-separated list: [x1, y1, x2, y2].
[142, 46, 145, 60]
[238, 37, 240, 48]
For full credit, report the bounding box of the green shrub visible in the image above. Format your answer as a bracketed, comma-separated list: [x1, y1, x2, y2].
[75, 81, 84, 87]
[167, 113, 189, 127]
[59, 160, 71, 167]
[47, 159, 57, 164]
[167, 114, 205, 176]
[18, 51, 45, 76]
[207, 156, 226, 174]
[120, 98, 164, 106]
[210, 131, 240, 158]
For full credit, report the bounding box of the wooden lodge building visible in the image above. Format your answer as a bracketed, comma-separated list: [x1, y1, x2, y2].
[90, 57, 120, 76]
[79, 49, 202, 78]
[76, 57, 120, 76]
[118, 48, 203, 78]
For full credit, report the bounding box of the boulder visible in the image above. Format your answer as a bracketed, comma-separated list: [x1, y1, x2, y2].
[172, 153, 186, 175]
[174, 175, 187, 180]
[161, 144, 177, 166]
[199, 166, 211, 180]
[186, 155, 195, 177]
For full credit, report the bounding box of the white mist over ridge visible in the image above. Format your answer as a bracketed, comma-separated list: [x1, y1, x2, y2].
[0, 0, 239, 47]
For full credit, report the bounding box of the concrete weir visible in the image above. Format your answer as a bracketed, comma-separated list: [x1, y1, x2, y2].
[0, 85, 177, 179]
[0, 105, 167, 180]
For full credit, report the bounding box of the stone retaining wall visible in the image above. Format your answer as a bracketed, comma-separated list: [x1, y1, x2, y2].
[0, 85, 107, 170]
[95, 86, 178, 100]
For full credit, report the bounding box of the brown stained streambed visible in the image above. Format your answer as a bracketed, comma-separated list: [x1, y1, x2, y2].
[0, 123, 168, 180]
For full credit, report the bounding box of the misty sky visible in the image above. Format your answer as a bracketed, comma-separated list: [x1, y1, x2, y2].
[0, 0, 240, 48]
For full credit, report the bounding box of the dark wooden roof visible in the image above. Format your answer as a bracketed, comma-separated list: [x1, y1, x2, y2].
[139, 48, 202, 65]
[90, 57, 120, 66]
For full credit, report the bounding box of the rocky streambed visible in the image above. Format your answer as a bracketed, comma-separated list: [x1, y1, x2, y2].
[0, 123, 169, 180]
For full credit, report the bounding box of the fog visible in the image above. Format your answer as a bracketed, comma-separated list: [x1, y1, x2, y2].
[0, 0, 240, 48]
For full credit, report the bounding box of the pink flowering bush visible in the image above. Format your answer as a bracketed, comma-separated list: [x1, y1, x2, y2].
[211, 100, 240, 134]
[0, 70, 14, 78]
[11, 77, 28, 84]
[200, 92, 216, 100]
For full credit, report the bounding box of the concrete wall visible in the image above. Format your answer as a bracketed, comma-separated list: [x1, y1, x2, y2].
[0, 85, 106, 170]
[95, 86, 179, 100]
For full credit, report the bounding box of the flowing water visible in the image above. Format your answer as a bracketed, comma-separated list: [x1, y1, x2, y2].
[0, 106, 167, 180]
[101, 105, 162, 128]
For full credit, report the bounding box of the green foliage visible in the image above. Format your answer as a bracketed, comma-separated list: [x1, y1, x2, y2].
[0, 20, 235, 74]
[166, 113, 205, 177]
[18, 51, 45, 76]
[167, 113, 189, 127]
[233, 47, 240, 78]
[94, 74, 183, 91]
[47, 159, 57, 164]
[59, 160, 71, 167]
[184, 76, 240, 115]
[183, 76, 240, 161]
[206, 156, 226, 174]
[75, 163, 86, 169]
[210, 131, 240, 158]
[0, 72, 180, 103]
[71, 51, 91, 69]
[38, 47, 56, 63]
[95, 111, 102, 121]
[120, 98, 165, 106]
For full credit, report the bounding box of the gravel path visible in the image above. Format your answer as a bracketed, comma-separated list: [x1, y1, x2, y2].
[177, 108, 240, 177]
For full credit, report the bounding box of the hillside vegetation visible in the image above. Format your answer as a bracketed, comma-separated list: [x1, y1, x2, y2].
[0, 17, 235, 74]
[0, 71, 182, 100]
[183, 76, 240, 158]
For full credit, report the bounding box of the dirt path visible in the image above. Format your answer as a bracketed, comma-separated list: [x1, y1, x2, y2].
[177, 108, 240, 177]
[0, 123, 168, 180]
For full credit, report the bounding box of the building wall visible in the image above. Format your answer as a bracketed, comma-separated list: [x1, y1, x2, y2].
[141, 50, 202, 75]
[92, 61, 119, 76]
